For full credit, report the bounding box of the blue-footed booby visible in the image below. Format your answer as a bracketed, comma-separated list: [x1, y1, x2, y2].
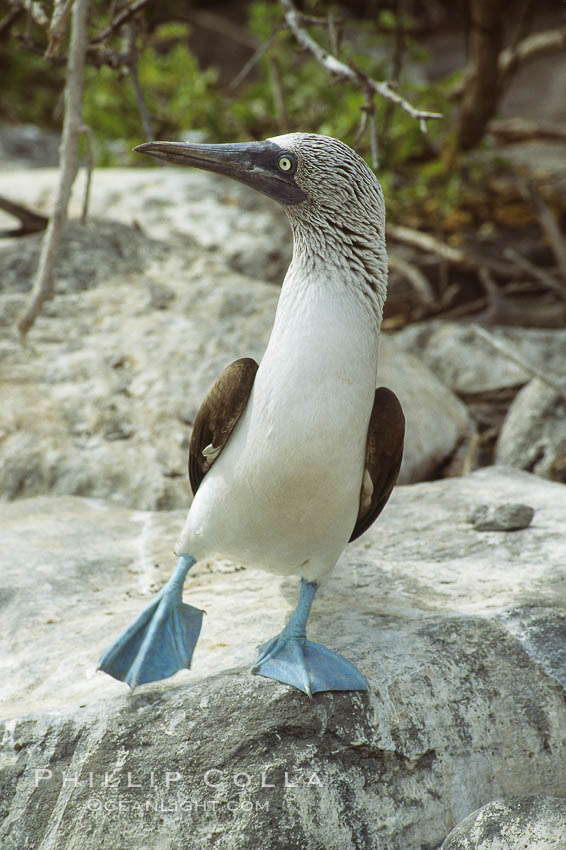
[99, 133, 405, 697]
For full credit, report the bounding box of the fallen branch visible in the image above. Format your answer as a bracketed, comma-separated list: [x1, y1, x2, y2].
[500, 26, 566, 80]
[90, 0, 151, 44]
[388, 254, 436, 305]
[0, 195, 48, 237]
[523, 182, 566, 283]
[0, 7, 23, 37]
[230, 30, 279, 89]
[452, 27, 566, 98]
[126, 23, 153, 141]
[18, 0, 90, 336]
[487, 117, 566, 144]
[471, 325, 566, 400]
[503, 246, 565, 298]
[279, 0, 442, 127]
[386, 223, 517, 278]
[8, 0, 48, 29]
[79, 124, 94, 224]
[45, 0, 73, 58]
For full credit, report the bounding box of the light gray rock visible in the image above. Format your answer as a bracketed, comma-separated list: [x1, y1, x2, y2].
[496, 378, 566, 484]
[0, 215, 471, 507]
[395, 321, 566, 395]
[441, 795, 566, 849]
[469, 502, 534, 531]
[2, 467, 566, 849]
[378, 338, 472, 484]
[0, 166, 292, 283]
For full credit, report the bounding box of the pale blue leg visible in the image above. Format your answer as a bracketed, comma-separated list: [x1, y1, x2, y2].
[252, 578, 368, 697]
[98, 555, 203, 689]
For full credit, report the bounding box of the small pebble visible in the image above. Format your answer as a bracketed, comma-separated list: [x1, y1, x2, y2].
[469, 503, 535, 531]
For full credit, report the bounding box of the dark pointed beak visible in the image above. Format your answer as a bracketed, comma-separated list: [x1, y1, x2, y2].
[134, 140, 306, 206]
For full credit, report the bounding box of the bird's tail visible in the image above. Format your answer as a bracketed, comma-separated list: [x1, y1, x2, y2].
[98, 555, 203, 688]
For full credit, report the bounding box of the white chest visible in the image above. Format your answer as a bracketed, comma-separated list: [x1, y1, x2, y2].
[178, 266, 381, 580]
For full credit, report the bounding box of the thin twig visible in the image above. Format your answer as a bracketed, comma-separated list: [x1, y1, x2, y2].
[471, 325, 566, 399]
[9, 0, 48, 29]
[230, 30, 279, 89]
[382, 0, 406, 142]
[451, 27, 566, 99]
[477, 266, 500, 322]
[90, 0, 151, 44]
[523, 181, 566, 283]
[367, 101, 379, 169]
[354, 105, 369, 147]
[45, 0, 73, 58]
[279, 0, 442, 126]
[269, 55, 289, 133]
[127, 23, 153, 141]
[386, 223, 517, 278]
[503, 246, 565, 298]
[327, 11, 340, 56]
[18, 0, 90, 336]
[0, 195, 48, 237]
[80, 124, 94, 224]
[0, 7, 23, 37]
[487, 117, 566, 143]
[187, 9, 258, 49]
[388, 254, 436, 304]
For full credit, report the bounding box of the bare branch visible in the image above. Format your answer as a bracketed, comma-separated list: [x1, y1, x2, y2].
[487, 117, 566, 144]
[79, 124, 94, 225]
[8, 0, 48, 29]
[187, 9, 258, 49]
[279, 0, 442, 126]
[269, 55, 289, 133]
[451, 27, 566, 99]
[0, 7, 23, 37]
[18, 0, 90, 336]
[500, 26, 566, 79]
[503, 247, 565, 298]
[388, 254, 436, 305]
[367, 101, 379, 169]
[126, 23, 153, 141]
[523, 181, 566, 283]
[386, 223, 517, 278]
[90, 0, 151, 44]
[230, 30, 279, 89]
[471, 325, 566, 400]
[0, 195, 48, 237]
[45, 0, 73, 58]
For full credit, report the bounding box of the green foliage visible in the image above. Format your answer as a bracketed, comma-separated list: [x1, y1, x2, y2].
[82, 23, 220, 165]
[1, 0, 486, 224]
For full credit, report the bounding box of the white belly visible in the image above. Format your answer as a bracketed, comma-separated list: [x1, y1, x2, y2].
[176, 272, 380, 583]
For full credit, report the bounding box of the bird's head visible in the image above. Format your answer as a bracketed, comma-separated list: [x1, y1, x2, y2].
[134, 132, 385, 240]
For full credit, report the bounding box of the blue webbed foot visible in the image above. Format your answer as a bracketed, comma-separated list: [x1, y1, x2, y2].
[98, 555, 203, 689]
[251, 577, 368, 697]
[252, 634, 367, 697]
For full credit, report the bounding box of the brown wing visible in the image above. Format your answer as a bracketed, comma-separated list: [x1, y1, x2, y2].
[349, 386, 405, 542]
[188, 357, 258, 496]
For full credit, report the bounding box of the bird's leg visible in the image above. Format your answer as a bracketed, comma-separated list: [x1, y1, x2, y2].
[98, 555, 203, 689]
[252, 578, 368, 697]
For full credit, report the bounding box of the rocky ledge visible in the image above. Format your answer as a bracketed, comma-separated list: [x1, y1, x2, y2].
[2, 467, 565, 849]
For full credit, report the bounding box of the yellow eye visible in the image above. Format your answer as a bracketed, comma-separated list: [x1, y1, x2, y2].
[277, 156, 293, 172]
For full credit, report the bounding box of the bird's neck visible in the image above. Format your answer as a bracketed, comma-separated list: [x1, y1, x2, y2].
[284, 214, 388, 326]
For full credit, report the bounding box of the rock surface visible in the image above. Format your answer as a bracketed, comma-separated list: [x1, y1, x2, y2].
[395, 321, 566, 396]
[496, 378, 566, 484]
[469, 502, 534, 531]
[441, 795, 566, 849]
[2, 467, 566, 849]
[0, 165, 292, 283]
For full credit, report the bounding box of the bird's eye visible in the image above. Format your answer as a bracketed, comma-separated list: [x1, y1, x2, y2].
[277, 155, 294, 173]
